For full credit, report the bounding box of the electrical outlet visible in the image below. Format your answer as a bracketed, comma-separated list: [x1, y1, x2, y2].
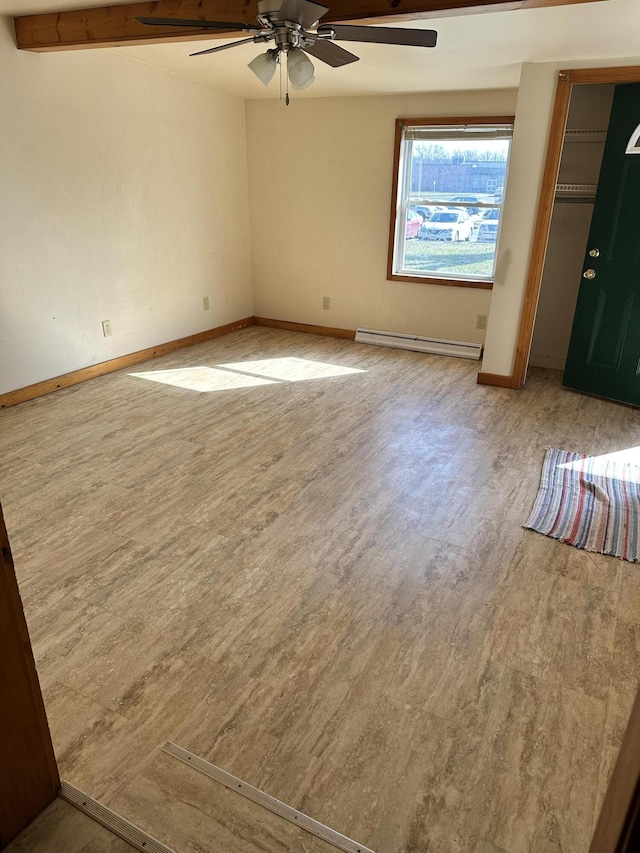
[476, 314, 487, 330]
[322, 296, 331, 310]
[102, 320, 112, 337]
[203, 296, 210, 311]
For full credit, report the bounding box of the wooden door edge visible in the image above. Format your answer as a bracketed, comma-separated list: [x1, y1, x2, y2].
[590, 684, 640, 852]
[0, 506, 59, 845]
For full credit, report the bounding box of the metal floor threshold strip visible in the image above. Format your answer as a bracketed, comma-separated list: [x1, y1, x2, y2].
[162, 741, 376, 853]
[59, 780, 177, 853]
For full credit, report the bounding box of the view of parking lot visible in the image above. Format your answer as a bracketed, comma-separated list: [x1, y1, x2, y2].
[404, 202, 500, 278]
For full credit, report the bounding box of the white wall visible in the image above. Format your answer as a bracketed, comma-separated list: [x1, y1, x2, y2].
[0, 18, 253, 395]
[245, 89, 517, 343]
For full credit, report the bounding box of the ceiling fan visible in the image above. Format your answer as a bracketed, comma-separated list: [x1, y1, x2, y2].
[137, 0, 438, 97]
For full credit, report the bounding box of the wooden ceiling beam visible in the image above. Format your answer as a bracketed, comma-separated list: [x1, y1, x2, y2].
[14, 0, 607, 52]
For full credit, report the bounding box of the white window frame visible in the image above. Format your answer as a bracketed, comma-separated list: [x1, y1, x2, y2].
[625, 122, 640, 154]
[388, 116, 514, 289]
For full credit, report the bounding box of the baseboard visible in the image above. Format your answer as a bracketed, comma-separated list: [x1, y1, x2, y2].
[0, 317, 255, 409]
[254, 317, 356, 340]
[477, 371, 521, 389]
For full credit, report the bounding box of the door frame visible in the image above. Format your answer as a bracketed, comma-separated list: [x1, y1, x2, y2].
[510, 65, 640, 390]
[0, 503, 59, 846]
[590, 682, 640, 853]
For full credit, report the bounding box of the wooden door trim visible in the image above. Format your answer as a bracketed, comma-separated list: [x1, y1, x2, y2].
[590, 684, 640, 852]
[509, 64, 640, 390]
[477, 370, 520, 388]
[0, 505, 59, 846]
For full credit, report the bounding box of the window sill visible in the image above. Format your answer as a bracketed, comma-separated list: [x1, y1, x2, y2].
[388, 273, 493, 290]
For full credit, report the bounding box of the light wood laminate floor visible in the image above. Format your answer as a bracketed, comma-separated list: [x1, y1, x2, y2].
[1, 327, 639, 853]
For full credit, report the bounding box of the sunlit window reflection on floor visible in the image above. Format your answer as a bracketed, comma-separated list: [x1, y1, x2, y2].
[129, 367, 277, 392]
[218, 357, 366, 382]
[129, 358, 366, 393]
[558, 446, 640, 484]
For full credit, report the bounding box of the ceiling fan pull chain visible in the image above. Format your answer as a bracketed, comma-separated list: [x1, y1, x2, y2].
[285, 51, 290, 106]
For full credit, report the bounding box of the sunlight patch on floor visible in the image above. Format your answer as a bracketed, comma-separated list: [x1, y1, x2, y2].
[218, 357, 366, 382]
[129, 358, 366, 393]
[129, 366, 277, 392]
[558, 445, 640, 483]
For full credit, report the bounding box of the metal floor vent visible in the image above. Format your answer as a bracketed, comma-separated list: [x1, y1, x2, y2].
[355, 327, 482, 360]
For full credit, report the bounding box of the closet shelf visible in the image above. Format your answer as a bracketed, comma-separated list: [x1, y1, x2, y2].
[554, 183, 597, 204]
[564, 129, 607, 143]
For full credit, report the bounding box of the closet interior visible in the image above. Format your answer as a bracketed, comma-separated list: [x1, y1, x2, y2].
[529, 83, 615, 371]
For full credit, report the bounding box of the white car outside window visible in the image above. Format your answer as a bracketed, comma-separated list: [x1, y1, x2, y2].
[420, 209, 473, 242]
[476, 208, 501, 242]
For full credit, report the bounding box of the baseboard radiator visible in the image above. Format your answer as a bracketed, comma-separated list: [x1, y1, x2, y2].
[355, 328, 483, 360]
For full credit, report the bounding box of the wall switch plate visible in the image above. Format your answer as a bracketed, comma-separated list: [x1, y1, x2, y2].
[203, 296, 210, 311]
[476, 314, 487, 330]
[102, 320, 112, 337]
[322, 297, 331, 310]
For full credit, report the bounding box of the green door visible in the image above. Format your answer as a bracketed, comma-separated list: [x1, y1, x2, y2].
[563, 83, 640, 406]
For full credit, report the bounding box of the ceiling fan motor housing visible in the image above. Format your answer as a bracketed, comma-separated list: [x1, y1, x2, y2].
[257, 0, 288, 18]
[260, 5, 295, 52]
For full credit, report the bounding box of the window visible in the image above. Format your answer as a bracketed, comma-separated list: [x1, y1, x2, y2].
[625, 122, 640, 154]
[388, 116, 514, 289]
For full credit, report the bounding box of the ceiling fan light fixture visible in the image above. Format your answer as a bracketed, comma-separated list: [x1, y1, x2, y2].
[248, 51, 278, 85]
[287, 48, 315, 88]
[289, 73, 315, 91]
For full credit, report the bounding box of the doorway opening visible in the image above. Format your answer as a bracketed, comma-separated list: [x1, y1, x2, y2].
[512, 65, 640, 392]
[529, 83, 614, 373]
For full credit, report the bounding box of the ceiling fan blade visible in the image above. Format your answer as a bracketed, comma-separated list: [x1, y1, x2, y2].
[321, 25, 438, 48]
[136, 17, 255, 31]
[303, 39, 358, 67]
[278, 0, 329, 29]
[190, 38, 256, 57]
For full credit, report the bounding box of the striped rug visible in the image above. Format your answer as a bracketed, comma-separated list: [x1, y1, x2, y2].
[524, 447, 640, 562]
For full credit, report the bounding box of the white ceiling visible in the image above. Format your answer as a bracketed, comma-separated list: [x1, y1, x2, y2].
[2, 0, 640, 99]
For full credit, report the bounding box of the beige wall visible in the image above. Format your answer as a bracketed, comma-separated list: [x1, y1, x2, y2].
[0, 20, 253, 395]
[246, 89, 517, 342]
